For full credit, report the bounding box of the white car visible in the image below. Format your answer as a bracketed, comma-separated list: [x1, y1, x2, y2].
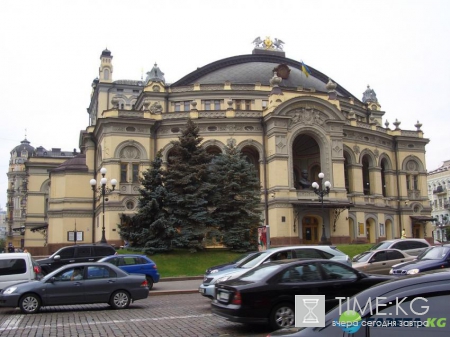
[198, 245, 350, 298]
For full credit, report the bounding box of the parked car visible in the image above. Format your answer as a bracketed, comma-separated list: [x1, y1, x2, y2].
[390, 244, 450, 275]
[352, 238, 430, 261]
[268, 269, 450, 336]
[98, 254, 160, 289]
[205, 251, 259, 275]
[0, 253, 43, 291]
[199, 246, 351, 299]
[211, 259, 393, 330]
[352, 249, 416, 274]
[37, 244, 117, 274]
[0, 262, 149, 314]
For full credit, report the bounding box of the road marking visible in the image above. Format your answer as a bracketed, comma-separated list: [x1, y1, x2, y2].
[0, 315, 23, 330]
[0, 313, 213, 331]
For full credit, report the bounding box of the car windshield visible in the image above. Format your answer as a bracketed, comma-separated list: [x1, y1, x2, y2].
[237, 251, 270, 269]
[369, 242, 392, 250]
[238, 264, 281, 281]
[353, 251, 372, 262]
[233, 252, 256, 264]
[417, 246, 450, 260]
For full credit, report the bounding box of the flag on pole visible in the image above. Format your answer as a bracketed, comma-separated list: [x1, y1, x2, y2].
[301, 60, 311, 78]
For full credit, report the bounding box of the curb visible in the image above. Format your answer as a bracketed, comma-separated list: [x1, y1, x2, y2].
[159, 276, 203, 282]
[150, 289, 199, 296]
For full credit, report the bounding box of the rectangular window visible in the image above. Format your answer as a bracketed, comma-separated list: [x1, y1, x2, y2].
[262, 100, 268, 108]
[121, 164, 127, 183]
[184, 101, 190, 111]
[439, 198, 443, 208]
[245, 100, 251, 110]
[205, 100, 211, 110]
[379, 224, 385, 237]
[413, 175, 418, 190]
[406, 175, 411, 190]
[214, 100, 220, 110]
[132, 164, 139, 183]
[235, 100, 242, 110]
[175, 102, 180, 111]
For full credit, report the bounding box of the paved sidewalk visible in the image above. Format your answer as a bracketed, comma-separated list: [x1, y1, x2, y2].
[150, 276, 203, 295]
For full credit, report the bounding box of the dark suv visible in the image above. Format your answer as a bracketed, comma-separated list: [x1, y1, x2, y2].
[37, 244, 116, 274]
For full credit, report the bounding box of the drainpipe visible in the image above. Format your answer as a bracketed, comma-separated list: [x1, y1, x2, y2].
[394, 137, 403, 237]
[260, 118, 269, 227]
[91, 135, 98, 243]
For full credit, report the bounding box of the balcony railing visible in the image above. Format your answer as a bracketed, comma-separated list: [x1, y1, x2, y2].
[433, 186, 446, 194]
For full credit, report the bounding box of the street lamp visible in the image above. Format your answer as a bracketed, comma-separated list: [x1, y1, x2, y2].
[312, 172, 331, 244]
[90, 167, 117, 244]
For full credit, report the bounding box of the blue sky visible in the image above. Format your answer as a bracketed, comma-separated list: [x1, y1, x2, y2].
[1, 0, 449, 208]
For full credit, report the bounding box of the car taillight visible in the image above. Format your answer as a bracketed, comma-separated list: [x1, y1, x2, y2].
[34, 266, 41, 274]
[231, 290, 241, 305]
[141, 280, 148, 287]
[153, 265, 157, 269]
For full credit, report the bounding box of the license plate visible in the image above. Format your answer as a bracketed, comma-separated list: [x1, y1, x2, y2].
[218, 291, 229, 300]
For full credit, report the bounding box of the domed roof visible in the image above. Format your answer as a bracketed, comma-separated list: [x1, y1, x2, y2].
[171, 53, 357, 100]
[100, 48, 112, 58]
[52, 154, 88, 173]
[11, 139, 35, 158]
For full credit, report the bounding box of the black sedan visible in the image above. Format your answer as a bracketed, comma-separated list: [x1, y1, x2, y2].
[268, 270, 450, 336]
[0, 262, 149, 314]
[211, 259, 393, 330]
[390, 244, 450, 275]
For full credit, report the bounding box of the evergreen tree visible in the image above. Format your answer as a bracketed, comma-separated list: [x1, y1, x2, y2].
[209, 143, 262, 251]
[118, 152, 175, 252]
[164, 119, 215, 252]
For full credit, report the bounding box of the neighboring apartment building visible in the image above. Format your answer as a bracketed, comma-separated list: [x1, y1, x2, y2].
[6, 40, 434, 254]
[428, 160, 450, 242]
[0, 209, 6, 241]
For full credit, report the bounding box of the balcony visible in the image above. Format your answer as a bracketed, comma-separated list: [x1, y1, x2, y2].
[433, 186, 447, 195]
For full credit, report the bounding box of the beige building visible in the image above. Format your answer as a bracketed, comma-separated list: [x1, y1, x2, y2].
[7, 41, 435, 254]
[428, 160, 450, 242]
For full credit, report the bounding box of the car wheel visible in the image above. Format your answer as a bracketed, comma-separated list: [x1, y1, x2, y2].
[269, 302, 295, 330]
[146, 276, 154, 290]
[110, 290, 131, 309]
[19, 293, 41, 314]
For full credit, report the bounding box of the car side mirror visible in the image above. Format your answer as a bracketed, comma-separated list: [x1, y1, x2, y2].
[49, 277, 56, 283]
[53, 255, 61, 261]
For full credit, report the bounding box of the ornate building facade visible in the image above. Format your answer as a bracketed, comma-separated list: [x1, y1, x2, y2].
[9, 41, 435, 254]
[428, 160, 450, 242]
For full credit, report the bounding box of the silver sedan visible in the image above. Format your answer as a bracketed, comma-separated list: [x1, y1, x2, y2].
[352, 248, 416, 275]
[0, 262, 149, 314]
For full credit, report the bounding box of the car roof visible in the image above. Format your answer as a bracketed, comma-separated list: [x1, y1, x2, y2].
[380, 238, 429, 243]
[101, 254, 146, 258]
[0, 252, 31, 258]
[265, 245, 337, 252]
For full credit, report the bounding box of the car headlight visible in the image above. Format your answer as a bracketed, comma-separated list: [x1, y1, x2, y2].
[3, 287, 17, 295]
[389, 269, 394, 274]
[210, 269, 219, 274]
[216, 275, 232, 284]
[407, 269, 420, 275]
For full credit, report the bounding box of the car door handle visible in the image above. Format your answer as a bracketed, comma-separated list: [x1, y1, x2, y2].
[88, 259, 95, 261]
[69, 260, 75, 263]
[73, 282, 82, 286]
[382, 263, 386, 265]
[108, 280, 116, 283]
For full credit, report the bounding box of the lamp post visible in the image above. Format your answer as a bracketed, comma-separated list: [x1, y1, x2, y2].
[312, 172, 331, 244]
[90, 168, 117, 244]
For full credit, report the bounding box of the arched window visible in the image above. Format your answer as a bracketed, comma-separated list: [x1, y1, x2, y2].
[381, 159, 387, 197]
[104, 69, 110, 80]
[344, 152, 351, 193]
[362, 155, 371, 195]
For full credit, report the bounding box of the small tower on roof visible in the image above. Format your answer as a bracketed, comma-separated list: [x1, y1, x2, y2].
[362, 85, 381, 111]
[99, 48, 113, 83]
[145, 63, 165, 84]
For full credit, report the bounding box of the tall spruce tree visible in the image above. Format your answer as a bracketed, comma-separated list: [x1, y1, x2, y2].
[164, 119, 215, 251]
[209, 143, 262, 251]
[118, 152, 175, 252]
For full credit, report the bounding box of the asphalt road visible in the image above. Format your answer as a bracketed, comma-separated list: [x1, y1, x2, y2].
[0, 291, 272, 337]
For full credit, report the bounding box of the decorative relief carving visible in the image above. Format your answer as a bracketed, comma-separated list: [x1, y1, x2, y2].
[171, 86, 194, 93]
[353, 145, 360, 155]
[275, 136, 287, 154]
[332, 140, 343, 157]
[200, 84, 224, 91]
[374, 149, 379, 158]
[227, 138, 236, 147]
[231, 84, 255, 90]
[288, 108, 327, 128]
[199, 111, 226, 118]
[235, 111, 262, 118]
[118, 111, 144, 118]
[162, 112, 189, 120]
[120, 146, 140, 159]
[114, 127, 125, 132]
[149, 102, 163, 114]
